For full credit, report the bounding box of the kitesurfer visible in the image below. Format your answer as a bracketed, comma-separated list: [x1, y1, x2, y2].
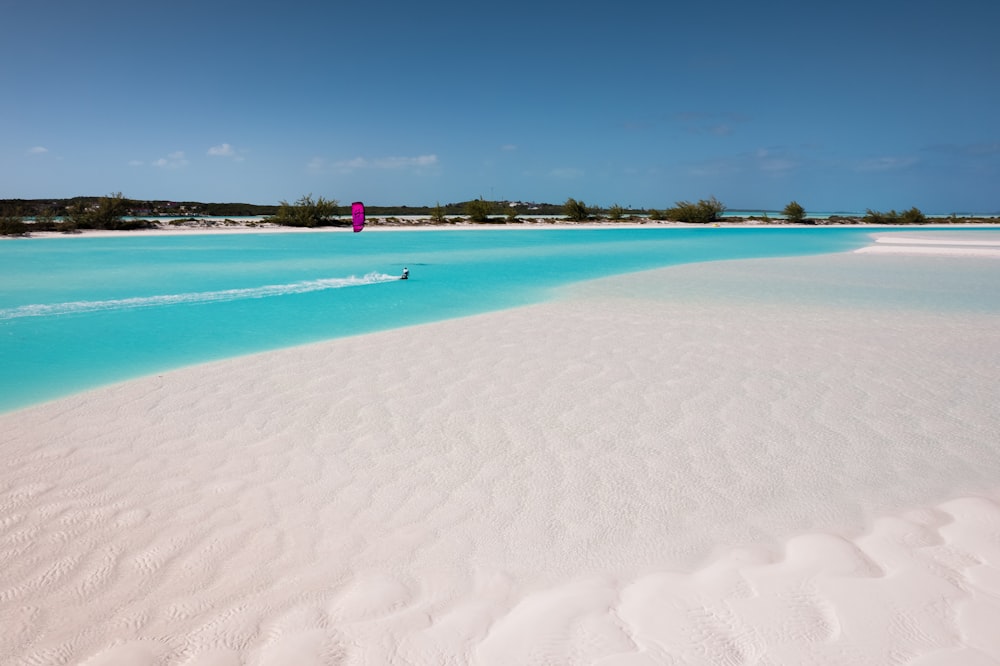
[401, 267, 409, 280]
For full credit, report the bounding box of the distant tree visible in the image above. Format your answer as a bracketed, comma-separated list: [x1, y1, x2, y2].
[66, 192, 136, 230]
[666, 196, 725, 223]
[431, 202, 446, 223]
[0, 209, 28, 236]
[863, 209, 899, 224]
[607, 204, 625, 221]
[899, 207, 927, 224]
[269, 194, 340, 227]
[33, 206, 57, 231]
[864, 208, 926, 225]
[564, 197, 589, 221]
[466, 198, 492, 223]
[782, 200, 806, 223]
[647, 208, 666, 221]
[506, 206, 520, 223]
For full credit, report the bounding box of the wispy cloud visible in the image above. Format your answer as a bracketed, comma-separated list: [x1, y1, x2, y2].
[755, 148, 798, 173]
[207, 143, 235, 157]
[688, 159, 740, 178]
[315, 154, 439, 173]
[688, 148, 799, 177]
[676, 112, 749, 136]
[855, 156, 917, 172]
[501, 144, 518, 152]
[27, 146, 48, 155]
[925, 141, 1000, 157]
[207, 143, 246, 162]
[152, 151, 189, 169]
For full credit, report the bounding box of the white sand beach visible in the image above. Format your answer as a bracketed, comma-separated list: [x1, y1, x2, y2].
[2, 232, 1000, 665]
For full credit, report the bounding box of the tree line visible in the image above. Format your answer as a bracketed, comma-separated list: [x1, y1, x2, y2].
[2, 193, 988, 236]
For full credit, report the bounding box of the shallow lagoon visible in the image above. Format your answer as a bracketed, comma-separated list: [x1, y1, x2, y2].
[0, 226, 988, 412]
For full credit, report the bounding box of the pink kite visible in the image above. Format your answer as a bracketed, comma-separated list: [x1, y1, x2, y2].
[351, 201, 365, 233]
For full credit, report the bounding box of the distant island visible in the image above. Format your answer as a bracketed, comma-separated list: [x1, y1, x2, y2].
[0, 196, 569, 220]
[2, 195, 997, 236]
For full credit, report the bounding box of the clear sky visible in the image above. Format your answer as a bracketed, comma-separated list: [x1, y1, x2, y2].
[2, 0, 998, 213]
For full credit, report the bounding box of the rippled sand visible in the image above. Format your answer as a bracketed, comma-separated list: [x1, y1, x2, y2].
[2, 233, 999, 664]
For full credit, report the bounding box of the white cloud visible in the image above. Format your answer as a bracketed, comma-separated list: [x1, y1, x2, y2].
[152, 151, 189, 169]
[207, 143, 235, 157]
[332, 157, 372, 170]
[755, 149, 797, 173]
[325, 154, 439, 173]
[28, 146, 48, 155]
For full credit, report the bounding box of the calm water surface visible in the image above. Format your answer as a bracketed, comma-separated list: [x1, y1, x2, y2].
[0, 226, 954, 412]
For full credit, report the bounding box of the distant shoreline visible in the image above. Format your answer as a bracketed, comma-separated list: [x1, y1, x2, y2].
[6, 216, 1000, 239]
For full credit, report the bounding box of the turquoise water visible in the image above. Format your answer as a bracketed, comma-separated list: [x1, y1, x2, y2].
[0, 226, 941, 413]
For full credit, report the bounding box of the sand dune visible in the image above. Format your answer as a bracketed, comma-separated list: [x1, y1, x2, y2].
[2, 239, 999, 664]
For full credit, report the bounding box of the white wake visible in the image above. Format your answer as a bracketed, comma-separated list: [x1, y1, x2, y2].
[0, 272, 399, 320]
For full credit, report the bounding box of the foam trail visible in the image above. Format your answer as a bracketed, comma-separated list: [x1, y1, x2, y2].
[0, 272, 399, 320]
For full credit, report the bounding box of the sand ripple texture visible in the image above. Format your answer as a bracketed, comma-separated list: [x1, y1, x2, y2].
[2, 245, 1000, 664]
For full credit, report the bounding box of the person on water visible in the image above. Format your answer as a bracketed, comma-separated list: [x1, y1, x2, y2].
[401, 267, 409, 280]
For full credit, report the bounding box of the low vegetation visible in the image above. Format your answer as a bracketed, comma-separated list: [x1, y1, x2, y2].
[2, 195, 995, 237]
[465, 198, 493, 223]
[782, 201, 806, 223]
[0, 213, 29, 236]
[66, 192, 156, 230]
[431, 202, 447, 223]
[563, 198, 589, 221]
[267, 194, 342, 227]
[863, 207, 928, 225]
[664, 197, 726, 224]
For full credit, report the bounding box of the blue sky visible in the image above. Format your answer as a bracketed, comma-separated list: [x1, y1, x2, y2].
[2, 0, 998, 213]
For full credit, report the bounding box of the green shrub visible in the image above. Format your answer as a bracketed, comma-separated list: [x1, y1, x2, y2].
[431, 202, 446, 223]
[864, 208, 927, 225]
[607, 204, 624, 221]
[0, 215, 28, 236]
[66, 192, 134, 230]
[863, 209, 899, 224]
[563, 198, 589, 221]
[268, 194, 340, 227]
[899, 207, 927, 224]
[466, 198, 492, 223]
[782, 200, 806, 223]
[666, 197, 725, 223]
